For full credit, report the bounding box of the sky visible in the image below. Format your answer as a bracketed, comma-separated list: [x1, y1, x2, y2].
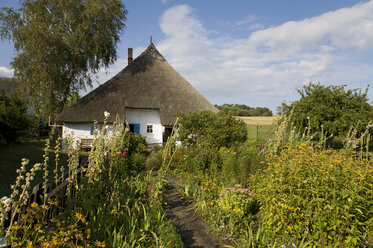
[1, 0, 373, 112]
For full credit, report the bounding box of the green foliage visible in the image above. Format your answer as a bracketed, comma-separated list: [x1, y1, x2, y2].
[146, 146, 163, 171]
[62, 92, 80, 111]
[279, 83, 373, 139]
[0, 90, 32, 143]
[2, 118, 183, 247]
[127, 132, 147, 155]
[178, 111, 247, 149]
[219, 144, 263, 185]
[252, 144, 373, 247]
[216, 104, 273, 116]
[0, 0, 127, 118]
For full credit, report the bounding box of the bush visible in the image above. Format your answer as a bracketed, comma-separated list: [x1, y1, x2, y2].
[178, 111, 247, 149]
[146, 146, 163, 171]
[279, 83, 373, 145]
[219, 143, 264, 185]
[0, 90, 32, 144]
[252, 144, 373, 247]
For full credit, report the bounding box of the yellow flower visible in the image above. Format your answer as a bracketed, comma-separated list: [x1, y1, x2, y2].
[75, 212, 86, 223]
[212, 213, 215, 216]
[288, 206, 294, 210]
[26, 241, 35, 248]
[13, 242, 23, 247]
[95, 241, 106, 247]
[51, 237, 61, 246]
[41, 242, 52, 248]
[287, 225, 293, 230]
[31, 202, 38, 208]
[34, 224, 41, 230]
[10, 225, 21, 231]
[210, 202, 214, 205]
[86, 229, 91, 239]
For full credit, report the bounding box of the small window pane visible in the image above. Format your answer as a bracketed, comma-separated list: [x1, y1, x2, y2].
[147, 125, 153, 133]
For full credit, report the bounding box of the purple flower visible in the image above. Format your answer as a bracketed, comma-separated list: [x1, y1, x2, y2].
[281, 245, 286, 248]
[292, 244, 297, 248]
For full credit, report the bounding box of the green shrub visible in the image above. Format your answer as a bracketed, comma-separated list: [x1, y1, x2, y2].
[219, 143, 263, 185]
[178, 111, 247, 149]
[0, 90, 32, 144]
[146, 146, 163, 171]
[252, 144, 373, 247]
[279, 83, 373, 146]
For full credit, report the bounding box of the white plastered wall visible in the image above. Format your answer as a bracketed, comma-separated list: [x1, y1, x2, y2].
[125, 108, 163, 144]
[62, 123, 113, 148]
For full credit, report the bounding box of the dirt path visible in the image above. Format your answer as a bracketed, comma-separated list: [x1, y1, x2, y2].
[163, 175, 231, 248]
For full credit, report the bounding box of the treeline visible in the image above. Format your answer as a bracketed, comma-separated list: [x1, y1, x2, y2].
[215, 104, 273, 116]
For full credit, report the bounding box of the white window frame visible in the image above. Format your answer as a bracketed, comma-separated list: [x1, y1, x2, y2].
[147, 124, 153, 134]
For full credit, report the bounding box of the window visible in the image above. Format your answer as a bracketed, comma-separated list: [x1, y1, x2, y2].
[147, 125, 153, 133]
[129, 124, 140, 134]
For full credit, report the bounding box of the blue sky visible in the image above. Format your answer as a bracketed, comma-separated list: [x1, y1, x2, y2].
[1, 0, 373, 111]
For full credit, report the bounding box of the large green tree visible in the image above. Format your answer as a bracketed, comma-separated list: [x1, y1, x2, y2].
[279, 83, 373, 139]
[0, 0, 127, 119]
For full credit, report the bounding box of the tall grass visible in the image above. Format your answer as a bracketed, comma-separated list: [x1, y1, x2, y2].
[166, 113, 373, 247]
[0, 113, 183, 247]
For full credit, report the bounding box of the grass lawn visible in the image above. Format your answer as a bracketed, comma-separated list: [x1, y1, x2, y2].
[247, 124, 274, 140]
[0, 140, 88, 197]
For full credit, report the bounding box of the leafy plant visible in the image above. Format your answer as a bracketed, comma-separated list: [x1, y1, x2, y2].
[279, 83, 373, 146]
[0, 90, 32, 144]
[252, 144, 373, 247]
[178, 110, 247, 149]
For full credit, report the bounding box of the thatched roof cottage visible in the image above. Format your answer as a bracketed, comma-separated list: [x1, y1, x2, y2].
[56, 43, 218, 146]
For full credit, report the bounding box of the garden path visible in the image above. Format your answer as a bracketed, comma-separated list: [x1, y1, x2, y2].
[163, 175, 231, 248]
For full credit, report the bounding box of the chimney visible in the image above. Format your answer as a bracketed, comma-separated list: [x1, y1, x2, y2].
[128, 48, 133, 64]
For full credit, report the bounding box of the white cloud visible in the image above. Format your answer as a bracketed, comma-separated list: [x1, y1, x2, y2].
[161, 0, 170, 3]
[154, 2, 373, 110]
[0, 66, 14, 78]
[91, 1, 373, 111]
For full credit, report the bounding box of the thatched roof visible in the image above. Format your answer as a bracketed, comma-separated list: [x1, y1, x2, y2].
[56, 43, 218, 125]
[0, 77, 18, 98]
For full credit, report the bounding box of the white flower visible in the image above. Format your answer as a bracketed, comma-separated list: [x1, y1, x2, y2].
[104, 111, 110, 118]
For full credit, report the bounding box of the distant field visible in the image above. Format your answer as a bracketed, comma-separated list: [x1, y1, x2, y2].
[238, 115, 280, 125]
[238, 116, 279, 140]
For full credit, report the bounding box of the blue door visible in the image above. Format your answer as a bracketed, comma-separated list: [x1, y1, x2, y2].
[134, 124, 140, 134]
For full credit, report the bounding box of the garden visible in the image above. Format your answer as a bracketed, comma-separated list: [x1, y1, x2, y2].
[163, 110, 372, 247]
[0, 84, 373, 247]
